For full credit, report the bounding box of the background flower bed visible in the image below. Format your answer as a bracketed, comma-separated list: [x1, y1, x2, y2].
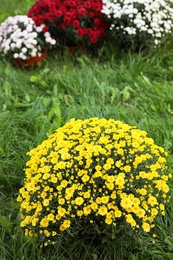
[102, 0, 173, 49]
[28, 0, 109, 47]
[0, 15, 56, 61]
[1, 0, 173, 64]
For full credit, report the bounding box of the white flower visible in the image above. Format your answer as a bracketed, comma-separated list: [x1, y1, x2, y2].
[4, 44, 10, 52]
[50, 39, 56, 45]
[22, 30, 29, 39]
[44, 32, 51, 38]
[16, 39, 22, 48]
[32, 39, 38, 45]
[31, 51, 37, 57]
[40, 24, 46, 29]
[102, 0, 173, 46]
[13, 25, 18, 30]
[22, 47, 27, 53]
[13, 53, 19, 58]
[154, 39, 159, 45]
[19, 52, 26, 59]
[164, 22, 171, 30]
[36, 26, 43, 33]
[10, 42, 16, 50]
[0, 15, 56, 60]
[45, 36, 52, 43]
[26, 24, 33, 32]
[25, 43, 34, 49]
[125, 27, 136, 35]
[32, 32, 38, 38]
[147, 29, 153, 34]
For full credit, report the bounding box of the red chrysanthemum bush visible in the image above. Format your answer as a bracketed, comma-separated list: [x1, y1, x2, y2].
[28, 0, 109, 47]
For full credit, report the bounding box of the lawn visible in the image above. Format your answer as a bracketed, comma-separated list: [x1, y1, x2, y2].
[0, 1, 173, 259]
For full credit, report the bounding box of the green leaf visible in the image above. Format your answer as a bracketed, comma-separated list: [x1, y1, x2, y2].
[29, 75, 40, 83]
[0, 215, 13, 234]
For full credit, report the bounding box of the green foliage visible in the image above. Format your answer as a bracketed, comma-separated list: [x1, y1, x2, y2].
[0, 0, 35, 22]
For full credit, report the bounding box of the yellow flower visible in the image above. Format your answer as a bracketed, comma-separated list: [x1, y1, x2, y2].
[32, 218, 38, 226]
[75, 197, 84, 206]
[91, 202, 98, 211]
[83, 206, 91, 216]
[58, 206, 66, 217]
[43, 199, 50, 207]
[105, 217, 113, 225]
[52, 231, 57, 236]
[111, 192, 116, 199]
[65, 187, 74, 199]
[63, 219, 71, 229]
[151, 208, 158, 216]
[95, 165, 102, 171]
[44, 230, 51, 237]
[115, 176, 125, 187]
[58, 198, 65, 205]
[47, 213, 55, 221]
[40, 217, 49, 228]
[148, 196, 158, 206]
[106, 182, 114, 190]
[21, 216, 32, 227]
[115, 160, 122, 168]
[106, 158, 114, 165]
[107, 175, 115, 182]
[138, 188, 147, 196]
[123, 165, 131, 172]
[135, 208, 145, 218]
[93, 171, 102, 178]
[103, 163, 111, 171]
[101, 196, 109, 204]
[83, 191, 90, 199]
[159, 204, 165, 211]
[96, 197, 102, 204]
[114, 210, 122, 218]
[82, 175, 90, 182]
[77, 210, 83, 217]
[59, 224, 66, 232]
[126, 214, 136, 227]
[60, 180, 68, 188]
[50, 175, 58, 183]
[42, 172, 50, 180]
[121, 197, 132, 209]
[18, 117, 170, 243]
[142, 222, 150, 232]
[98, 205, 108, 216]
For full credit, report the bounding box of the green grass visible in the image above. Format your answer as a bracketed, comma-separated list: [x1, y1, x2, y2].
[1, 1, 173, 259]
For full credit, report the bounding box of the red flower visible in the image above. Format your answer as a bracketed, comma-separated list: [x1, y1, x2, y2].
[90, 35, 98, 43]
[78, 7, 86, 16]
[64, 17, 71, 24]
[56, 10, 63, 17]
[42, 25, 49, 32]
[28, 0, 109, 46]
[78, 28, 84, 37]
[94, 18, 100, 27]
[84, 1, 91, 9]
[73, 20, 80, 28]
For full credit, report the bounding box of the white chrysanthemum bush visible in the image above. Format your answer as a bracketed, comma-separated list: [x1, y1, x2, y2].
[0, 15, 56, 60]
[101, 0, 173, 48]
[17, 118, 171, 247]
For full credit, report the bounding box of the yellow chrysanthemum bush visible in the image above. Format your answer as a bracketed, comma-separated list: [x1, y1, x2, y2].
[17, 118, 171, 247]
